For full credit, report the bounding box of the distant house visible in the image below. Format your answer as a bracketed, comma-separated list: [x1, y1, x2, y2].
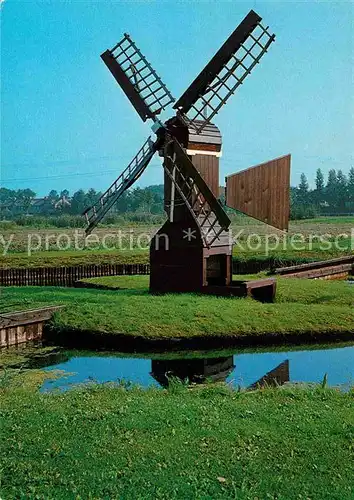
[54, 196, 71, 209]
[28, 197, 54, 215]
[28, 196, 71, 215]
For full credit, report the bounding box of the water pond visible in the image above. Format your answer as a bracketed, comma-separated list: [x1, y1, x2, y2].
[40, 343, 354, 392]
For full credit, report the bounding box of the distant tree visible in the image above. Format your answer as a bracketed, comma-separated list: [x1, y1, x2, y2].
[86, 188, 101, 208]
[146, 184, 164, 197]
[348, 167, 354, 204]
[311, 168, 325, 206]
[60, 189, 70, 199]
[71, 189, 87, 215]
[297, 173, 309, 204]
[16, 189, 36, 214]
[298, 173, 309, 192]
[0, 188, 17, 217]
[48, 190, 59, 203]
[0, 188, 15, 206]
[336, 170, 347, 210]
[315, 168, 324, 192]
[114, 191, 131, 213]
[326, 169, 338, 208]
[133, 188, 152, 214]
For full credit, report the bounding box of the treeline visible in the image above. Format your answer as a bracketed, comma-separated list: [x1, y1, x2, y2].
[0, 185, 165, 218]
[290, 168, 354, 219]
[1, 167, 353, 226]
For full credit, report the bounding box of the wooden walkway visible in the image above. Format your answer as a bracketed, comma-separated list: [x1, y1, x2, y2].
[0, 306, 63, 347]
[275, 255, 354, 279]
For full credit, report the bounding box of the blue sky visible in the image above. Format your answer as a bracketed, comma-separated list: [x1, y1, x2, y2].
[1, 0, 353, 196]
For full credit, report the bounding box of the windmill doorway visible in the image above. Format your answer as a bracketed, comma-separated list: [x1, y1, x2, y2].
[205, 254, 230, 286]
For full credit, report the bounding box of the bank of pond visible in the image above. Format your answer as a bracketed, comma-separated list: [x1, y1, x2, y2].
[1, 276, 353, 350]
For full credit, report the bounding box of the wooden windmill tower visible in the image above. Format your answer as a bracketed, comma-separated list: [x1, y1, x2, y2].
[83, 10, 291, 296]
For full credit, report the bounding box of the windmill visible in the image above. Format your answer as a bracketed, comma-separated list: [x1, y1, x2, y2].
[83, 9, 291, 295]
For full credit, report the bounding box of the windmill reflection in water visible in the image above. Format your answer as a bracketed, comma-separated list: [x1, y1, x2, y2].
[151, 357, 290, 389]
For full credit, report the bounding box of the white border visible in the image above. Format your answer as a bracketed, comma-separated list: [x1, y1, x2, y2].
[186, 149, 222, 158]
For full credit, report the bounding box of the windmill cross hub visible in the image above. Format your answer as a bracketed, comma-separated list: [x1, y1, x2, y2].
[83, 9, 291, 297]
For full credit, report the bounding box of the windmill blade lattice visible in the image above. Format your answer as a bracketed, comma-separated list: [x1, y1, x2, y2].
[83, 137, 157, 235]
[164, 138, 231, 247]
[174, 10, 275, 134]
[101, 34, 175, 122]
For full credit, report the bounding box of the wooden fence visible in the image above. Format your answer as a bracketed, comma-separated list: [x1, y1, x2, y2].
[2, 256, 352, 287]
[0, 263, 150, 287]
[2, 260, 285, 287]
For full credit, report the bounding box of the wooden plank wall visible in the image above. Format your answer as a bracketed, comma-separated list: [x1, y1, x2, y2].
[191, 154, 220, 198]
[164, 154, 220, 215]
[0, 263, 150, 287]
[0, 323, 43, 348]
[226, 154, 291, 230]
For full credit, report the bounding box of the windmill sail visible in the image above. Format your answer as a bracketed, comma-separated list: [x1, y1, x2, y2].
[225, 154, 291, 231]
[174, 10, 275, 134]
[101, 34, 175, 122]
[83, 137, 157, 234]
[164, 138, 231, 246]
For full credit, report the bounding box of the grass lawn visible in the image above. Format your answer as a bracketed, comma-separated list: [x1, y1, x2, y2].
[1, 278, 353, 343]
[82, 274, 150, 289]
[0, 382, 353, 499]
[83, 274, 354, 307]
[0, 248, 150, 269]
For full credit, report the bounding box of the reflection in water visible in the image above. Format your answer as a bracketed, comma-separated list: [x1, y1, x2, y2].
[24, 350, 70, 369]
[249, 360, 289, 389]
[40, 344, 354, 392]
[151, 357, 290, 389]
[151, 357, 235, 387]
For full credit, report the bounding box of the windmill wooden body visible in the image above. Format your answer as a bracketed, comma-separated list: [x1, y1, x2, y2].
[83, 10, 291, 297]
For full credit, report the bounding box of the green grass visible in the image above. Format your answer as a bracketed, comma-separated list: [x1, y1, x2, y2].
[233, 238, 353, 261]
[82, 274, 150, 289]
[291, 216, 354, 224]
[276, 277, 354, 307]
[1, 278, 353, 341]
[80, 273, 270, 289]
[82, 274, 354, 308]
[0, 383, 353, 499]
[0, 248, 149, 269]
[82, 274, 354, 307]
[0, 345, 64, 369]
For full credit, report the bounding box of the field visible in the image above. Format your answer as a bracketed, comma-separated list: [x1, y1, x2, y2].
[0, 215, 353, 268]
[2, 278, 353, 346]
[1, 380, 353, 499]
